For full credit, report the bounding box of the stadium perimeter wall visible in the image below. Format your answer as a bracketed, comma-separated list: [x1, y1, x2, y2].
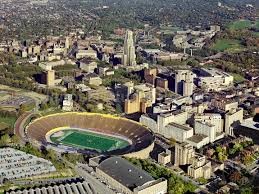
[25, 112, 155, 159]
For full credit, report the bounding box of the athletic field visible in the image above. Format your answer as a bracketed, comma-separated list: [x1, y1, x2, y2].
[50, 129, 130, 152]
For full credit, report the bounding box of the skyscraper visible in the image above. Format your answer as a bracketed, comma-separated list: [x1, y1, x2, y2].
[174, 142, 194, 166]
[65, 37, 70, 49]
[122, 30, 136, 66]
[46, 70, 55, 87]
[174, 70, 194, 96]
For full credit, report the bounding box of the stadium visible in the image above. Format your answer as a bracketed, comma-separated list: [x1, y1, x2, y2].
[25, 112, 155, 158]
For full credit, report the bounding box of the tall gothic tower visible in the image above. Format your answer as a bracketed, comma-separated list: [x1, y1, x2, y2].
[122, 30, 136, 66]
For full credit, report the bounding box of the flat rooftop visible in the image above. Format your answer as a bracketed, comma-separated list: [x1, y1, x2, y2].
[134, 84, 152, 92]
[97, 156, 154, 190]
[160, 110, 185, 117]
[187, 134, 208, 143]
[240, 119, 259, 131]
[196, 120, 215, 127]
[168, 122, 193, 131]
[201, 68, 231, 77]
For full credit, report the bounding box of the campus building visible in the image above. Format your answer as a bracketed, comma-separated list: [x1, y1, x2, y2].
[122, 30, 137, 66]
[195, 68, 234, 91]
[225, 108, 244, 136]
[96, 156, 167, 194]
[174, 143, 212, 179]
[41, 70, 55, 87]
[174, 70, 194, 96]
[122, 82, 156, 114]
[194, 113, 224, 134]
[140, 110, 193, 142]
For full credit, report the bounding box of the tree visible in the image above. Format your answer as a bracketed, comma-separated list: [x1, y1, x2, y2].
[229, 171, 242, 183]
[18, 104, 27, 116]
[197, 177, 208, 184]
[240, 185, 254, 194]
[0, 134, 11, 146]
[216, 146, 223, 153]
[168, 178, 185, 194]
[11, 134, 20, 144]
[46, 149, 57, 161]
[115, 103, 123, 114]
[40, 102, 48, 110]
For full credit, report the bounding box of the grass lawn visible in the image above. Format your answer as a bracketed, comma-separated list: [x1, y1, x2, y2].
[212, 39, 243, 52]
[255, 32, 259, 36]
[228, 20, 252, 30]
[51, 129, 129, 152]
[40, 108, 63, 116]
[0, 122, 10, 130]
[231, 73, 245, 83]
[0, 116, 17, 128]
[255, 20, 259, 29]
[160, 26, 182, 34]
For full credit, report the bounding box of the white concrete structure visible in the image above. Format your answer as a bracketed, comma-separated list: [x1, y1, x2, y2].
[196, 68, 234, 91]
[140, 110, 193, 142]
[174, 70, 194, 96]
[163, 123, 194, 142]
[76, 49, 97, 59]
[225, 108, 244, 136]
[194, 113, 223, 134]
[62, 94, 73, 111]
[174, 143, 211, 179]
[195, 121, 216, 143]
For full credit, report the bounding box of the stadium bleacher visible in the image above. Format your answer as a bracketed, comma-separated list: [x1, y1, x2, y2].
[26, 113, 154, 155]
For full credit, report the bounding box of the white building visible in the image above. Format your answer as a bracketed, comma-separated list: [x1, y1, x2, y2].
[62, 94, 73, 111]
[140, 110, 193, 142]
[194, 113, 224, 134]
[196, 68, 234, 91]
[195, 121, 216, 143]
[76, 49, 97, 59]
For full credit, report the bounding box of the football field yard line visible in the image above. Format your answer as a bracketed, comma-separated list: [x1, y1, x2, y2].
[51, 129, 129, 152]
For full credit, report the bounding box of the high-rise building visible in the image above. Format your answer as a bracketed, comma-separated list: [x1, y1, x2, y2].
[174, 143, 212, 179]
[225, 108, 243, 136]
[174, 70, 194, 96]
[122, 30, 136, 66]
[174, 142, 194, 166]
[123, 83, 156, 114]
[65, 37, 70, 49]
[46, 70, 55, 87]
[194, 113, 223, 134]
[183, 71, 194, 96]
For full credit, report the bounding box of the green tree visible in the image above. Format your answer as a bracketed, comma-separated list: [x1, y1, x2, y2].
[18, 104, 27, 116]
[168, 178, 185, 194]
[40, 102, 49, 110]
[115, 103, 123, 114]
[240, 186, 253, 194]
[11, 134, 20, 144]
[0, 134, 11, 146]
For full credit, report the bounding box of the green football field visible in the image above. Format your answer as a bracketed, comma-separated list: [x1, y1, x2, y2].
[50, 129, 129, 152]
